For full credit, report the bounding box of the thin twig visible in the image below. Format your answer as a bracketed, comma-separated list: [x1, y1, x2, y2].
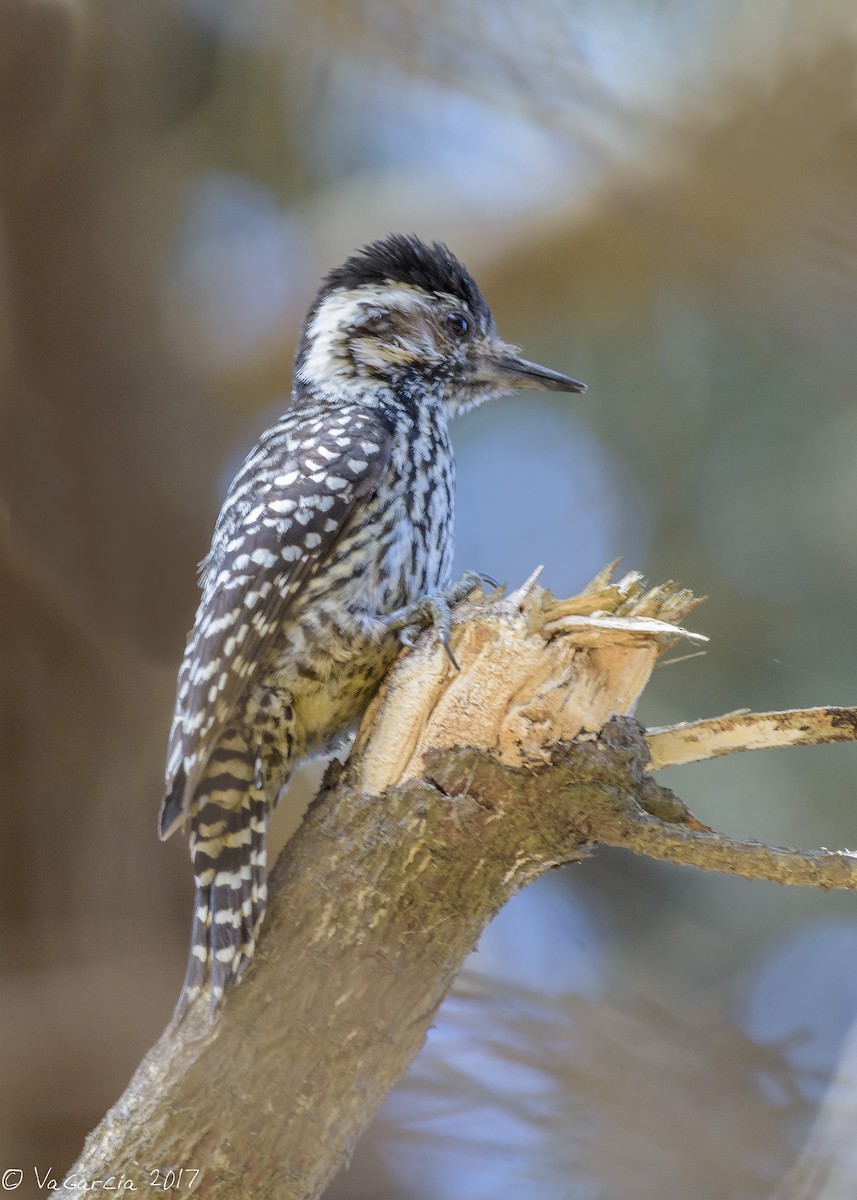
[648, 707, 857, 770]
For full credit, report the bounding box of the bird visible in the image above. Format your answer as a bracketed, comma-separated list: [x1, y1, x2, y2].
[159, 233, 587, 1013]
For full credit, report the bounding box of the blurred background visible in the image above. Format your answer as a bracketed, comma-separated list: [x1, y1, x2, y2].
[2, 0, 857, 1196]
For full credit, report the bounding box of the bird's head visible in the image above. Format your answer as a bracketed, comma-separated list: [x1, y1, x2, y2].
[294, 233, 586, 415]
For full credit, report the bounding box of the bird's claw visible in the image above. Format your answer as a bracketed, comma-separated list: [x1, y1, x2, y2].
[437, 626, 461, 672]
[444, 570, 499, 605]
[471, 570, 500, 591]
[386, 570, 497, 670]
[398, 623, 420, 648]
[390, 594, 456, 665]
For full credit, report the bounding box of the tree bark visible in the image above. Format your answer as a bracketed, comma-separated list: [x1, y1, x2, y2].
[64, 569, 857, 1198]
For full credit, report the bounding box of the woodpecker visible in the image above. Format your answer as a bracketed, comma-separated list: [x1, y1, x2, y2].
[160, 233, 586, 1012]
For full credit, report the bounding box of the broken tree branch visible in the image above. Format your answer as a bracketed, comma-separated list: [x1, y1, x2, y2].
[647, 706, 857, 769]
[64, 568, 857, 1198]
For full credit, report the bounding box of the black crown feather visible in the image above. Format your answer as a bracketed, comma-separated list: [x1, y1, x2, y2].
[321, 234, 492, 324]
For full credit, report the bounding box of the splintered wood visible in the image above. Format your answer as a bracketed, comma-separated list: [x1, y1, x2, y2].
[351, 565, 705, 793]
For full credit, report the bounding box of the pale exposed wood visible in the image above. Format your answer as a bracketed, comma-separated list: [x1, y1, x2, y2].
[351, 568, 703, 791]
[648, 707, 857, 770]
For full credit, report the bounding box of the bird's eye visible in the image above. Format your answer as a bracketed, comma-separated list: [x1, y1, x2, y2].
[445, 311, 470, 339]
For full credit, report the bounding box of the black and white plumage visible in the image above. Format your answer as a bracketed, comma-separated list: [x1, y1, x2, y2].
[160, 233, 586, 1012]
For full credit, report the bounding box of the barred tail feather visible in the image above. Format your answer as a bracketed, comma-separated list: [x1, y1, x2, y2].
[176, 782, 270, 1014]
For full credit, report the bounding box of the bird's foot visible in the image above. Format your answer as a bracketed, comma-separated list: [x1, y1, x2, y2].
[385, 571, 499, 670]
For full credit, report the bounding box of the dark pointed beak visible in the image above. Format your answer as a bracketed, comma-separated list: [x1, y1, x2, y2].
[488, 351, 587, 394]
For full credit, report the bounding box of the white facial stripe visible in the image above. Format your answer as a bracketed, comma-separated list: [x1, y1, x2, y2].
[298, 283, 431, 392]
